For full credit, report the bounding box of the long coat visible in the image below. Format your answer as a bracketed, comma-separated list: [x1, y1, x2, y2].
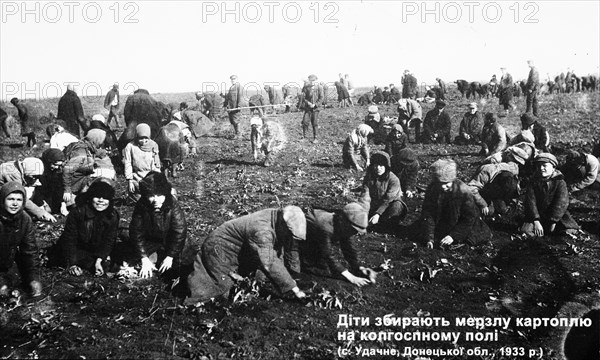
[421, 180, 490, 245]
[402, 74, 418, 98]
[59, 203, 119, 267]
[185, 209, 298, 304]
[57, 90, 86, 136]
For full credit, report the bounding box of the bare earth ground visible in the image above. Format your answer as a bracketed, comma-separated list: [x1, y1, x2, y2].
[0, 89, 599, 359]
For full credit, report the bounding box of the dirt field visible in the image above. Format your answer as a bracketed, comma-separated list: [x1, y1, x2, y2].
[1, 88, 599, 359]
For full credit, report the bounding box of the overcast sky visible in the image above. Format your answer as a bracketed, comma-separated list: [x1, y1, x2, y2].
[1, 0, 599, 100]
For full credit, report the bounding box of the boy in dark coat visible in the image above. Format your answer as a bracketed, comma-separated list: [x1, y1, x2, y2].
[361, 152, 407, 232]
[295, 202, 376, 287]
[225, 75, 243, 138]
[422, 100, 451, 144]
[0, 182, 42, 297]
[519, 153, 579, 238]
[33, 148, 67, 216]
[298, 75, 324, 142]
[130, 172, 187, 279]
[390, 149, 419, 198]
[421, 159, 491, 248]
[185, 206, 307, 305]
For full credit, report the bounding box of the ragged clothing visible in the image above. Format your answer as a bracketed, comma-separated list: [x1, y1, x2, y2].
[185, 209, 301, 305]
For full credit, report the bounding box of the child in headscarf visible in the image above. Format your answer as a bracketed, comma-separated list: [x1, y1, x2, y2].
[55, 179, 120, 277]
[122, 123, 161, 203]
[129, 172, 186, 279]
[0, 181, 42, 297]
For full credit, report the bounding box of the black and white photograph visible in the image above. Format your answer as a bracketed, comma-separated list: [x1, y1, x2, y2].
[1, 1, 599, 359]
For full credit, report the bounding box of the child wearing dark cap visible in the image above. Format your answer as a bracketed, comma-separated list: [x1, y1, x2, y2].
[55, 179, 120, 276]
[293, 201, 377, 287]
[33, 148, 67, 216]
[421, 159, 491, 248]
[390, 149, 420, 198]
[129, 172, 187, 279]
[520, 153, 579, 238]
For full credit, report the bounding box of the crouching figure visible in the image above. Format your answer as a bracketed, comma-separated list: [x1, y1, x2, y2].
[291, 202, 377, 287]
[250, 113, 285, 167]
[519, 153, 579, 238]
[421, 159, 491, 248]
[0, 182, 42, 297]
[185, 206, 307, 306]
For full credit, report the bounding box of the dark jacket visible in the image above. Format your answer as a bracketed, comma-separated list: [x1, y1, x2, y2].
[201, 93, 216, 115]
[458, 111, 482, 139]
[0, 184, 39, 283]
[390, 158, 419, 193]
[532, 122, 549, 152]
[35, 153, 65, 214]
[423, 109, 451, 142]
[130, 196, 187, 259]
[421, 180, 488, 245]
[524, 170, 578, 230]
[334, 81, 350, 101]
[186, 209, 299, 305]
[225, 83, 243, 112]
[59, 203, 119, 267]
[362, 154, 403, 215]
[303, 209, 361, 274]
[57, 90, 86, 136]
[402, 74, 418, 98]
[499, 73, 514, 105]
[384, 133, 408, 156]
[298, 83, 324, 111]
[14, 102, 34, 134]
[437, 80, 447, 98]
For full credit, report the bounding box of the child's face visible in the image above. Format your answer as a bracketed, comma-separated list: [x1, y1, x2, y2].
[92, 197, 110, 212]
[49, 161, 64, 171]
[138, 137, 149, 146]
[440, 181, 453, 193]
[4, 192, 23, 215]
[148, 195, 166, 210]
[538, 162, 555, 178]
